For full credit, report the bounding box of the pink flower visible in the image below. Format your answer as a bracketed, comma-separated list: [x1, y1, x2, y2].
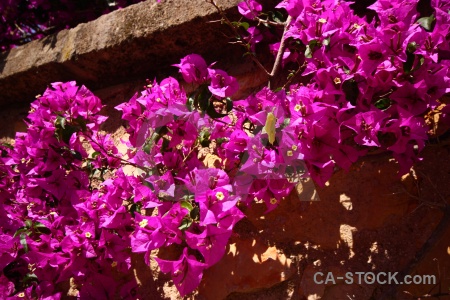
[238, 0, 262, 19]
[358, 41, 387, 75]
[245, 26, 263, 51]
[173, 54, 208, 84]
[342, 110, 389, 147]
[185, 225, 231, 265]
[275, 0, 303, 18]
[155, 248, 207, 297]
[207, 68, 239, 98]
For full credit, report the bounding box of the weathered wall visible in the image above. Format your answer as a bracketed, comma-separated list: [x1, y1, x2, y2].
[0, 0, 271, 141]
[1, 0, 449, 299]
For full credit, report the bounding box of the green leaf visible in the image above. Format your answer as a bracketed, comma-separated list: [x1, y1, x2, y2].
[269, 11, 285, 23]
[231, 21, 240, 28]
[206, 103, 229, 119]
[197, 85, 213, 112]
[60, 125, 77, 144]
[406, 42, 417, 53]
[342, 79, 359, 105]
[199, 129, 211, 141]
[343, 65, 350, 75]
[403, 52, 415, 74]
[178, 217, 193, 231]
[23, 273, 38, 284]
[33, 222, 51, 235]
[282, 118, 291, 128]
[199, 129, 211, 146]
[143, 142, 152, 154]
[403, 42, 418, 74]
[180, 201, 193, 212]
[186, 95, 195, 111]
[305, 46, 313, 58]
[181, 194, 195, 201]
[25, 220, 33, 228]
[273, 87, 283, 92]
[20, 233, 29, 253]
[70, 150, 83, 161]
[305, 40, 319, 58]
[417, 14, 435, 31]
[55, 116, 66, 129]
[225, 97, 233, 113]
[74, 117, 87, 132]
[13, 227, 27, 238]
[240, 22, 250, 30]
[142, 180, 154, 190]
[190, 206, 200, 220]
[129, 202, 141, 218]
[2, 142, 14, 150]
[216, 137, 228, 145]
[374, 98, 391, 110]
[409, 55, 425, 73]
[323, 36, 332, 52]
[33, 222, 46, 229]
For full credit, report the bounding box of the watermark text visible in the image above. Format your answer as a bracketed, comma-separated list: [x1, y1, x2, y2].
[313, 272, 436, 285]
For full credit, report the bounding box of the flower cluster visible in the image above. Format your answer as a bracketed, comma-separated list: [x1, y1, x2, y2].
[0, 0, 450, 298]
[236, 0, 450, 184]
[119, 59, 247, 294]
[0, 82, 139, 299]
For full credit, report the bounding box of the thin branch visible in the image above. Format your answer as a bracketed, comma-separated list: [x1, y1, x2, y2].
[282, 61, 307, 90]
[83, 134, 152, 173]
[256, 17, 285, 27]
[207, 0, 270, 77]
[246, 52, 270, 76]
[207, 0, 296, 89]
[269, 15, 293, 88]
[182, 144, 199, 163]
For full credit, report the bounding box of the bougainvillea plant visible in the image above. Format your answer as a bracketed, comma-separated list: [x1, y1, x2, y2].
[1, 0, 450, 298]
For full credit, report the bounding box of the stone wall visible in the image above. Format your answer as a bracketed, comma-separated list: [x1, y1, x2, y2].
[0, 0, 269, 141]
[1, 1, 449, 299]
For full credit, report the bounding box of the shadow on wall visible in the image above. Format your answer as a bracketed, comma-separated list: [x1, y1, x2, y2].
[189, 144, 450, 300]
[0, 50, 9, 74]
[0, 103, 29, 142]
